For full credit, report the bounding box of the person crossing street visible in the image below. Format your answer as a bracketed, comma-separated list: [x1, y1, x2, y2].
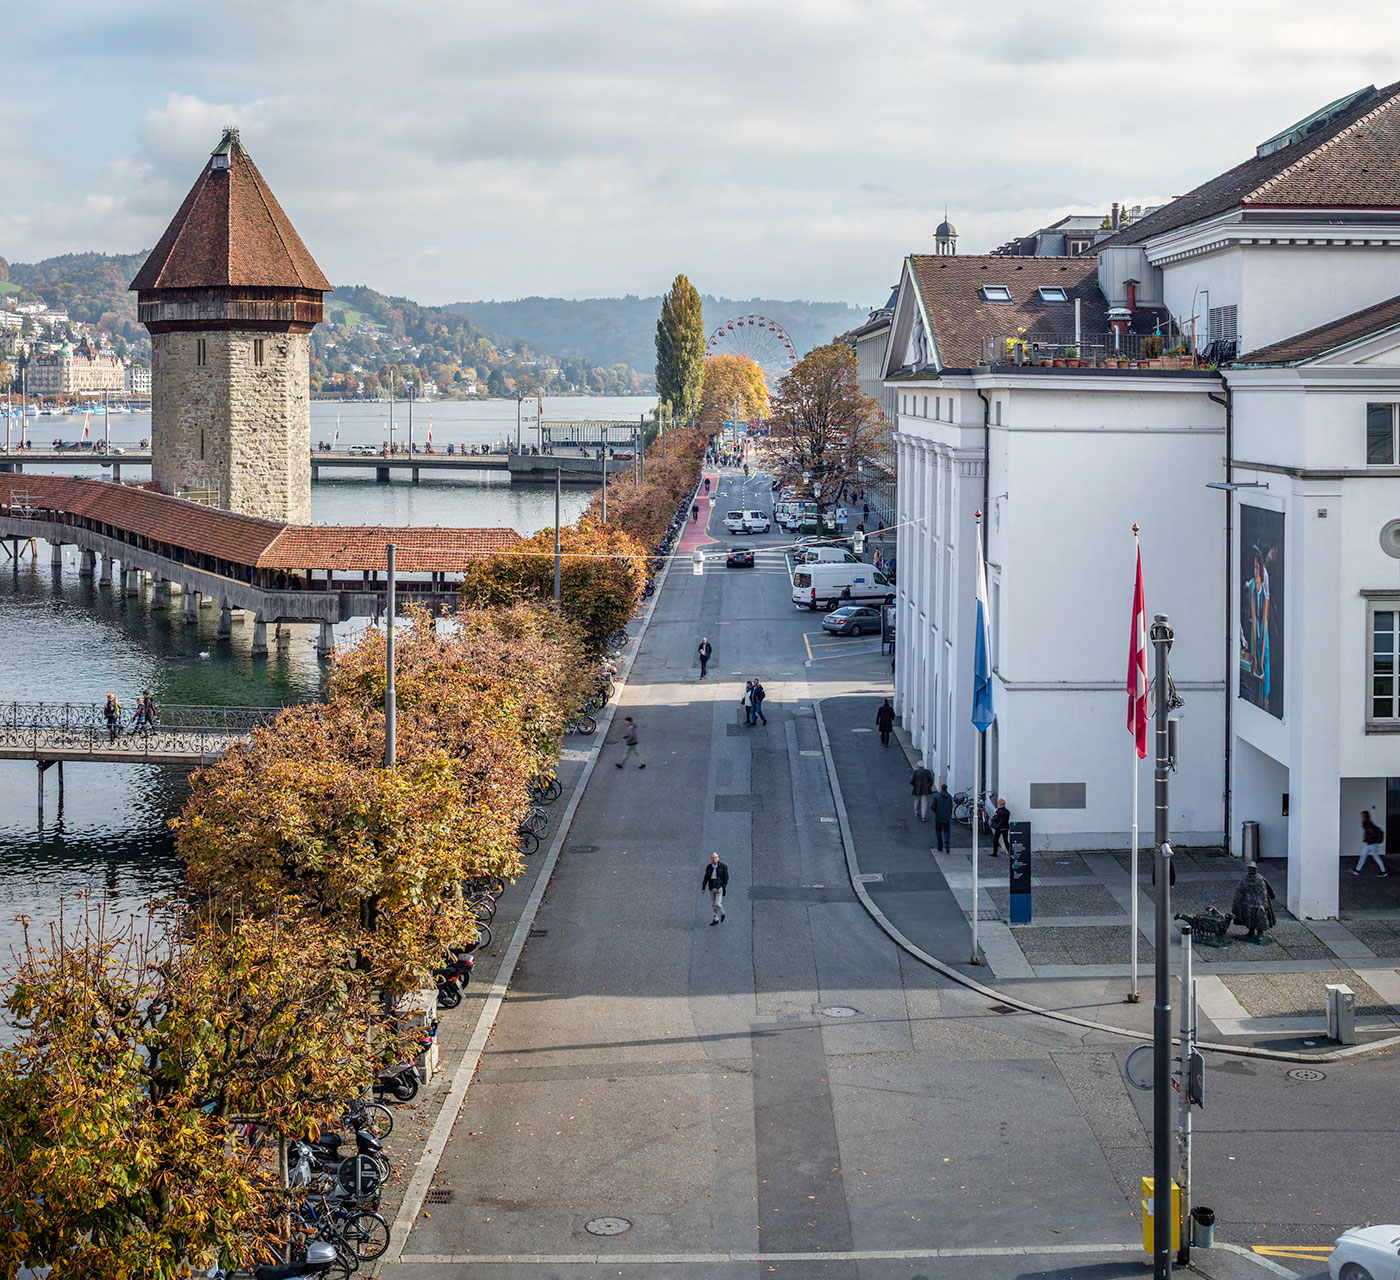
[615, 716, 646, 769]
[701, 851, 729, 925]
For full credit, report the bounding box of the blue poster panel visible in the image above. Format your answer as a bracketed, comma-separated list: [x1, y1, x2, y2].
[1240, 505, 1284, 719]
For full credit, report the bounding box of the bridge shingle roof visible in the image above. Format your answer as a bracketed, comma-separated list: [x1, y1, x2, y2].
[1, 475, 520, 573]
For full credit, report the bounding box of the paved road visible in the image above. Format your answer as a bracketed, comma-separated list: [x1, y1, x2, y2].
[395, 467, 1386, 1280]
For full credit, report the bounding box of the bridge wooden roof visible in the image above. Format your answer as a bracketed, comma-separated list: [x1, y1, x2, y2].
[130, 129, 332, 295]
[2, 475, 519, 573]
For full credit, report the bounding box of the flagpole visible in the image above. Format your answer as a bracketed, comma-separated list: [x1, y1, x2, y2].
[970, 509, 994, 967]
[972, 718, 981, 965]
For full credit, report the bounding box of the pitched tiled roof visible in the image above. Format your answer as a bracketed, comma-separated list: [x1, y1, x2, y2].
[1234, 293, 1400, 365]
[906, 255, 1163, 370]
[131, 130, 332, 293]
[258, 526, 521, 573]
[0, 475, 519, 573]
[1098, 82, 1400, 249]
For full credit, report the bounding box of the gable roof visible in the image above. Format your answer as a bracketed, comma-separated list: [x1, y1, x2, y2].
[903, 254, 1161, 370]
[1098, 81, 1400, 249]
[131, 129, 332, 294]
[1234, 293, 1400, 365]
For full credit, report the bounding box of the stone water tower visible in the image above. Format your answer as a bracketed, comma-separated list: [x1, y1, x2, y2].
[131, 128, 330, 523]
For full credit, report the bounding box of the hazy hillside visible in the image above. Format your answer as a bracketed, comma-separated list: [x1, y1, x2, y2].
[448, 295, 869, 374]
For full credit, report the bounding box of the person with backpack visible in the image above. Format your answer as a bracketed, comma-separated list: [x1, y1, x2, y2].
[750, 678, 767, 725]
[1356, 810, 1389, 876]
[103, 693, 121, 742]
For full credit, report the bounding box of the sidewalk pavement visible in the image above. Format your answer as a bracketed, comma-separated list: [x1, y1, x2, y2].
[820, 694, 1400, 1057]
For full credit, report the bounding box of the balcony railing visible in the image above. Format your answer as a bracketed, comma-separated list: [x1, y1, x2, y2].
[981, 331, 1214, 371]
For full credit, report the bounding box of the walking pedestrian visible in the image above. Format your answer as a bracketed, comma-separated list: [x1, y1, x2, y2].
[910, 756, 935, 822]
[103, 692, 120, 742]
[875, 698, 895, 747]
[614, 715, 647, 769]
[698, 636, 713, 679]
[933, 783, 954, 852]
[691, 502, 699, 523]
[141, 690, 157, 729]
[741, 680, 755, 725]
[1356, 810, 1389, 876]
[701, 851, 729, 925]
[862, 502, 869, 522]
[750, 677, 767, 725]
[989, 797, 1011, 856]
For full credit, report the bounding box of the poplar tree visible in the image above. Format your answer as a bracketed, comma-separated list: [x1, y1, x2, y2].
[655, 274, 705, 420]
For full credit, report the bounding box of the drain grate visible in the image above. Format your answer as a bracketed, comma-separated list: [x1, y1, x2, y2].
[987, 1003, 1018, 1014]
[529, 929, 549, 938]
[424, 1187, 455, 1204]
[585, 1216, 632, 1236]
[821, 1006, 858, 1018]
[569, 844, 599, 853]
[1287, 1067, 1326, 1082]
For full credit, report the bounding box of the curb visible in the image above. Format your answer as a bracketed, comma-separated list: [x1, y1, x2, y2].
[812, 701, 1400, 1065]
[383, 493, 688, 1263]
[1213, 1243, 1304, 1278]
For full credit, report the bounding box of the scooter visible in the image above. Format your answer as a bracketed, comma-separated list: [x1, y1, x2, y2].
[252, 1241, 339, 1280]
[373, 1061, 420, 1103]
[308, 1125, 389, 1181]
[433, 950, 473, 1009]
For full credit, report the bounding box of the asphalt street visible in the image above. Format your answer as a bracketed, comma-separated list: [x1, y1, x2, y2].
[394, 466, 1393, 1280]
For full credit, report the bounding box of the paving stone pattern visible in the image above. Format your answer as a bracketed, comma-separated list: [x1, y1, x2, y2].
[987, 883, 1122, 918]
[1222, 969, 1395, 1019]
[1013, 925, 1154, 967]
[1343, 918, 1400, 957]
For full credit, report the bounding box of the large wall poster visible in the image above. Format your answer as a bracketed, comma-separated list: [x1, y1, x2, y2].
[1240, 505, 1285, 719]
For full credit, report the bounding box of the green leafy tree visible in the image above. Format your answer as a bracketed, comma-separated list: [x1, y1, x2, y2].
[655, 274, 705, 419]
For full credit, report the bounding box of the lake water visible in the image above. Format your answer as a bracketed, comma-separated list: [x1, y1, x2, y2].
[0, 395, 653, 966]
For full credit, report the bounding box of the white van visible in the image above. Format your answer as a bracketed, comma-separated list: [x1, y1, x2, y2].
[801, 546, 858, 564]
[791, 563, 894, 611]
[724, 509, 772, 534]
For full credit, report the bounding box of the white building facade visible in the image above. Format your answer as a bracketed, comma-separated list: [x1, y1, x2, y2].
[887, 80, 1400, 918]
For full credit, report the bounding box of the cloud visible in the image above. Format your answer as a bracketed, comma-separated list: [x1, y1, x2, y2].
[1, 0, 1397, 306]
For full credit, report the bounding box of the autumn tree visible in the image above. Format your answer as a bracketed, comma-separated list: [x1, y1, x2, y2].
[655, 273, 706, 419]
[460, 525, 646, 653]
[765, 341, 887, 527]
[698, 353, 768, 433]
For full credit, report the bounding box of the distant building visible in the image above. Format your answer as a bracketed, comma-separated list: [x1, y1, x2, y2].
[848, 286, 899, 522]
[132, 127, 330, 522]
[992, 205, 1159, 257]
[124, 364, 151, 396]
[26, 340, 126, 395]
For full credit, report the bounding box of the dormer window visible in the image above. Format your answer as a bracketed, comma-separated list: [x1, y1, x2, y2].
[1038, 286, 1069, 303]
[981, 286, 1012, 303]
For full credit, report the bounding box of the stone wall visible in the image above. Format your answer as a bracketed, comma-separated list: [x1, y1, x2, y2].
[151, 329, 312, 524]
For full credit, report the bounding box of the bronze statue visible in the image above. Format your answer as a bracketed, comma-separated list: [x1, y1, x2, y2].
[1231, 865, 1277, 943]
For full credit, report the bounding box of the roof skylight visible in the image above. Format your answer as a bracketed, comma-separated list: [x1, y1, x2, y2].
[1038, 286, 1069, 303]
[981, 285, 1012, 302]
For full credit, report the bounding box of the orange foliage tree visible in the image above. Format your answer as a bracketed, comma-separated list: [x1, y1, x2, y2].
[698, 353, 769, 433]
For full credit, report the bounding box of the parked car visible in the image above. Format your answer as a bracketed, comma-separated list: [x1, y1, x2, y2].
[801, 547, 859, 564]
[1328, 1225, 1400, 1280]
[821, 605, 882, 636]
[791, 563, 894, 611]
[726, 545, 755, 568]
[724, 509, 772, 534]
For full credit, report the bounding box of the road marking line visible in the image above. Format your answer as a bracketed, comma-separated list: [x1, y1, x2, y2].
[802, 632, 813, 661]
[1254, 1245, 1333, 1258]
[399, 1242, 1141, 1265]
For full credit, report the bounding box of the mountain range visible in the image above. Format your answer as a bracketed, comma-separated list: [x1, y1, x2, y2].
[447, 295, 870, 375]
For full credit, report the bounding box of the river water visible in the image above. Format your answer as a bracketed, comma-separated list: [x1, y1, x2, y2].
[0, 395, 652, 965]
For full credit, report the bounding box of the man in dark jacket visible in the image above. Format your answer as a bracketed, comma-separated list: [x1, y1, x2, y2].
[910, 757, 935, 822]
[989, 798, 1011, 856]
[875, 698, 895, 747]
[698, 637, 713, 679]
[932, 784, 954, 852]
[702, 851, 729, 925]
[750, 678, 768, 725]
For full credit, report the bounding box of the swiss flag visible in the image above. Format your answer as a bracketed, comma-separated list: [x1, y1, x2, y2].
[1127, 541, 1148, 759]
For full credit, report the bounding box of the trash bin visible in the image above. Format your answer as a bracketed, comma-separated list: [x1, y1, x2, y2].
[1326, 983, 1357, 1045]
[1241, 820, 1260, 864]
[1141, 1177, 1180, 1254]
[1191, 1207, 1216, 1248]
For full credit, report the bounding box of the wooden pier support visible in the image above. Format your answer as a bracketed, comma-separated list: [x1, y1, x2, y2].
[317, 620, 335, 658]
[79, 548, 95, 578]
[151, 579, 170, 611]
[124, 567, 141, 596]
[275, 622, 291, 649]
[251, 615, 268, 657]
[184, 589, 201, 622]
[99, 553, 113, 584]
[50, 541, 63, 568]
[216, 604, 232, 638]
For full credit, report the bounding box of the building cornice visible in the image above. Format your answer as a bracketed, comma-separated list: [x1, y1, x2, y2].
[1144, 207, 1400, 267]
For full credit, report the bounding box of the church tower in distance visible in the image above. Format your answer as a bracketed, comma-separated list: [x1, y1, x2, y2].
[131, 128, 330, 523]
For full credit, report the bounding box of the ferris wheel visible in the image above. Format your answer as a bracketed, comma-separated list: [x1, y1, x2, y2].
[705, 314, 798, 376]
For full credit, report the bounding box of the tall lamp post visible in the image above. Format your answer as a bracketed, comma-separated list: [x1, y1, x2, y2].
[1151, 612, 1174, 1280]
[385, 544, 397, 769]
[553, 465, 562, 606]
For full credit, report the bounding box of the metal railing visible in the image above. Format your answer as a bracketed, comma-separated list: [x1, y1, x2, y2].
[0, 703, 277, 759]
[981, 331, 1206, 370]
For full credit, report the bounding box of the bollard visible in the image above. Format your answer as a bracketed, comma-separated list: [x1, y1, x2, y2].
[1326, 983, 1356, 1045]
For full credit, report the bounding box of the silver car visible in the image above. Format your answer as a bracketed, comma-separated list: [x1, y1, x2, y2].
[1329, 1225, 1400, 1280]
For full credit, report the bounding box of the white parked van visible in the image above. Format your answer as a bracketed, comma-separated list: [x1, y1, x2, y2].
[801, 546, 858, 564]
[791, 563, 894, 611]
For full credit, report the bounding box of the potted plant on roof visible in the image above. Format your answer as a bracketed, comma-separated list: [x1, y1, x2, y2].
[1065, 346, 1080, 368]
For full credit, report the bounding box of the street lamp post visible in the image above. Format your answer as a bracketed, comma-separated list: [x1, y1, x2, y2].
[554, 466, 562, 606]
[385, 543, 397, 769]
[601, 427, 608, 524]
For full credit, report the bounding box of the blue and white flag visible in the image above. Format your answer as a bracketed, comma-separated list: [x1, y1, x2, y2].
[972, 519, 995, 733]
[334, 414, 340, 449]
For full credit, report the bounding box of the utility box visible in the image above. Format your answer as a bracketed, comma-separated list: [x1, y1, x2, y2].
[1241, 820, 1260, 864]
[1141, 1177, 1180, 1254]
[1326, 983, 1356, 1045]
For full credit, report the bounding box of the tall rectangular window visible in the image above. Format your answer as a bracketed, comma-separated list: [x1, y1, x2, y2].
[1373, 609, 1400, 720]
[253, 338, 265, 367]
[1367, 403, 1396, 465]
[196, 339, 207, 366]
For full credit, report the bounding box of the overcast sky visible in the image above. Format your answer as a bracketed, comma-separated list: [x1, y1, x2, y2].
[2, 0, 1397, 308]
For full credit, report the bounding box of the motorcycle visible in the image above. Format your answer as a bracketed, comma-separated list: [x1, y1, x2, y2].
[373, 1061, 420, 1103]
[432, 949, 474, 1009]
[251, 1243, 340, 1280]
